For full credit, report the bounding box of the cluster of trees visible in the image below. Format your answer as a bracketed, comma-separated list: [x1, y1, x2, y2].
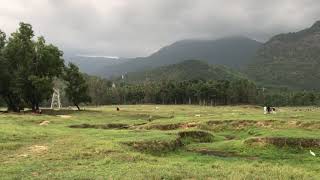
[263, 90, 320, 107]
[85, 77, 320, 107]
[86, 78, 258, 105]
[0, 23, 90, 112]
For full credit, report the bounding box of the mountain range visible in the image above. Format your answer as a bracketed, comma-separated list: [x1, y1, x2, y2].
[98, 36, 262, 77]
[65, 56, 130, 75]
[246, 21, 320, 89]
[69, 20, 320, 90]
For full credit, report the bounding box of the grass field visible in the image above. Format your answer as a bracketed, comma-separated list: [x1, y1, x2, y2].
[1, 105, 320, 179]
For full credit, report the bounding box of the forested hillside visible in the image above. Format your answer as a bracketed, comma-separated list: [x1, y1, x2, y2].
[246, 21, 320, 90]
[122, 60, 245, 83]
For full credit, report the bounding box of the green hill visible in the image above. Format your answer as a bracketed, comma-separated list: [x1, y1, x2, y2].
[122, 60, 245, 83]
[101, 36, 261, 77]
[246, 21, 320, 90]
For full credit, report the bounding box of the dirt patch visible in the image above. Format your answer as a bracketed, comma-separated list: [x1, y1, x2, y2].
[178, 130, 214, 143]
[69, 123, 130, 129]
[203, 120, 255, 131]
[298, 121, 320, 129]
[180, 122, 198, 129]
[245, 137, 320, 148]
[144, 122, 198, 130]
[57, 115, 72, 119]
[125, 114, 174, 121]
[29, 145, 48, 153]
[145, 123, 181, 130]
[19, 145, 49, 157]
[208, 120, 277, 127]
[123, 139, 183, 153]
[39, 121, 50, 126]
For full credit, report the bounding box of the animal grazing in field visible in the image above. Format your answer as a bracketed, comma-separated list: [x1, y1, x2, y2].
[265, 106, 276, 114]
[267, 106, 271, 113]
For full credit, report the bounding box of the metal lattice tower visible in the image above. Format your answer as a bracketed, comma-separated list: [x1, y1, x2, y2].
[51, 88, 61, 110]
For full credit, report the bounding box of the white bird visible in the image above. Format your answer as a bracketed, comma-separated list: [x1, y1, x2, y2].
[195, 114, 201, 117]
[310, 150, 316, 157]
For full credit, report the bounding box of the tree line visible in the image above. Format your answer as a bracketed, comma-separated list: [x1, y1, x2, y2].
[85, 78, 258, 105]
[263, 90, 320, 107]
[0, 23, 91, 112]
[84, 76, 320, 107]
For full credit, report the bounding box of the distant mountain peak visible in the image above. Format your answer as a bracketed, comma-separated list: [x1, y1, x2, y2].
[310, 20, 320, 30]
[173, 36, 258, 44]
[99, 36, 262, 77]
[76, 54, 120, 59]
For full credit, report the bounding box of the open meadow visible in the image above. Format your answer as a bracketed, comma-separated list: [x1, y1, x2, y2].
[1, 105, 320, 179]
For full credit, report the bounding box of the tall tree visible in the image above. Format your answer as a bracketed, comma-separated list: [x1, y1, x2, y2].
[24, 37, 64, 111]
[1, 23, 64, 112]
[0, 30, 9, 107]
[64, 63, 91, 110]
[85, 75, 112, 106]
[0, 29, 26, 111]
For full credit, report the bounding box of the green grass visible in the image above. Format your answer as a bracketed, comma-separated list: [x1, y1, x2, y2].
[1, 105, 320, 179]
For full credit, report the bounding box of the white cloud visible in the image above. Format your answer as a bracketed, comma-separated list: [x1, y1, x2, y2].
[76, 54, 119, 59]
[0, 0, 319, 57]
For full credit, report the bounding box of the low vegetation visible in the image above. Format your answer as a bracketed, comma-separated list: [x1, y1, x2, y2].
[0, 105, 319, 179]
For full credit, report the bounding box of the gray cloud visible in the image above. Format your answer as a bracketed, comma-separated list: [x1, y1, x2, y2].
[1, 0, 320, 57]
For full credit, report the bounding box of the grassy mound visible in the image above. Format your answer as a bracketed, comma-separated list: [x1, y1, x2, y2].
[178, 130, 214, 143]
[124, 130, 213, 153]
[245, 137, 320, 148]
[145, 123, 181, 130]
[144, 122, 198, 130]
[203, 120, 276, 130]
[123, 139, 183, 153]
[202, 120, 320, 131]
[69, 123, 129, 129]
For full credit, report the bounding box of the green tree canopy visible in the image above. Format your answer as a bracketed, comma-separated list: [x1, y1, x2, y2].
[64, 63, 91, 110]
[0, 22, 64, 112]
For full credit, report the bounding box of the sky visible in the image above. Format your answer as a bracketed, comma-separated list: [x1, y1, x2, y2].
[1, 0, 320, 58]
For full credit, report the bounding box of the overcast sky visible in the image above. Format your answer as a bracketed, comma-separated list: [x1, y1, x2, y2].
[1, 0, 320, 58]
